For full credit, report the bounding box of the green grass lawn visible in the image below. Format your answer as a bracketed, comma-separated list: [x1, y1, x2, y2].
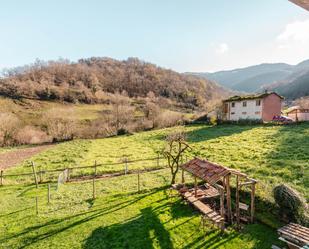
[1, 123, 308, 248]
[0, 169, 283, 249]
[6, 123, 309, 200]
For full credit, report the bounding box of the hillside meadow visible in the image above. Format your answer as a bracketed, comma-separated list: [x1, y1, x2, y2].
[0, 123, 308, 248]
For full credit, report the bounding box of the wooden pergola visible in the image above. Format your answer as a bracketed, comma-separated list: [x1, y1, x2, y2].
[179, 158, 257, 228]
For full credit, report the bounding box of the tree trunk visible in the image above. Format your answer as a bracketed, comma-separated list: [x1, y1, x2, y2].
[171, 173, 176, 185]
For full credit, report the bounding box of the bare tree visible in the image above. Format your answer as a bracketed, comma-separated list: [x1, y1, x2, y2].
[295, 97, 309, 109]
[145, 101, 160, 128]
[162, 131, 191, 184]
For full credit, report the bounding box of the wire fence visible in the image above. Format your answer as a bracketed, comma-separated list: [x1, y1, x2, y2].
[0, 155, 168, 186]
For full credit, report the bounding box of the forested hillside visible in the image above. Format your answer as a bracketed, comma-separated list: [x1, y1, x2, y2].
[271, 70, 309, 99]
[0, 57, 229, 147]
[0, 57, 227, 109]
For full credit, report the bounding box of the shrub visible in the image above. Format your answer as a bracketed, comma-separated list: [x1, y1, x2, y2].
[220, 118, 263, 125]
[0, 113, 21, 146]
[43, 108, 77, 142]
[273, 184, 307, 223]
[15, 126, 51, 145]
[155, 111, 184, 128]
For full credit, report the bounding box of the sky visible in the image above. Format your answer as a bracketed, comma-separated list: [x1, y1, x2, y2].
[0, 0, 309, 73]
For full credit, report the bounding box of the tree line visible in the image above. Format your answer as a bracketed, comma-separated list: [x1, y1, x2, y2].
[0, 57, 227, 109]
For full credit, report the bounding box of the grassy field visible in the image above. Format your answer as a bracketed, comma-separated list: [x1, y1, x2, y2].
[5, 123, 309, 199]
[0, 123, 308, 248]
[0, 170, 282, 249]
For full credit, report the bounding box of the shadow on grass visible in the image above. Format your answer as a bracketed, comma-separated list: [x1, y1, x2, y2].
[186, 124, 255, 143]
[83, 206, 174, 249]
[0, 186, 167, 248]
[263, 123, 309, 195]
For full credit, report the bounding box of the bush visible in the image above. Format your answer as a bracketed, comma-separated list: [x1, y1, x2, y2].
[273, 184, 307, 223]
[15, 126, 51, 145]
[43, 108, 77, 142]
[155, 111, 184, 128]
[0, 113, 21, 146]
[220, 118, 263, 125]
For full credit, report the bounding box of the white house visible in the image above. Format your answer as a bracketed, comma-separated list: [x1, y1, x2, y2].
[223, 92, 284, 121]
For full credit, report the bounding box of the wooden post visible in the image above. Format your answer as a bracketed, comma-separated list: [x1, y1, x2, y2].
[48, 184, 51, 204]
[157, 153, 160, 167]
[0, 170, 3, 186]
[31, 162, 38, 189]
[220, 188, 225, 217]
[181, 168, 185, 184]
[39, 166, 42, 183]
[250, 182, 256, 223]
[92, 178, 96, 199]
[236, 175, 240, 227]
[35, 197, 39, 215]
[67, 168, 70, 181]
[94, 160, 97, 177]
[124, 158, 128, 175]
[296, 109, 298, 123]
[225, 174, 232, 223]
[194, 176, 197, 197]
[137, 170, 140, 193]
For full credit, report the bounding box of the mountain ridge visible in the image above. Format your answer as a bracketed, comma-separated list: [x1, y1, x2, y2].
[188, 59, 309, 99]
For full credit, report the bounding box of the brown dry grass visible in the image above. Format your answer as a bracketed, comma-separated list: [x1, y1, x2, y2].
[0, 144, 54, 170]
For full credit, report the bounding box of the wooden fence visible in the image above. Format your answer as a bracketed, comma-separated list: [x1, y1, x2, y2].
[0, 155, 166, 186]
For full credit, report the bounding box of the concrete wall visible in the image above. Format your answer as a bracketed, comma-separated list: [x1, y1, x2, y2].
[262, 94, 282, 121]
[228, 99, 262, 121]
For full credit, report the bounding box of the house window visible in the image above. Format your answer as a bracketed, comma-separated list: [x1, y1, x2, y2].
[242, 112, 247, 115]
[231, 112, 235, 115]
[256, 100, 261, 106]
[243, 101, 247, 107]
[231, 102, 235, 108]
[255, 111, 261, 115]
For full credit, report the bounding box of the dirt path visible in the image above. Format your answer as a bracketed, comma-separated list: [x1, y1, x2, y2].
[0, 145, 54, 170]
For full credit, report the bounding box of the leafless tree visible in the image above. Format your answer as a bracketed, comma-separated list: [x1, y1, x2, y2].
[162, 131, 191, 184]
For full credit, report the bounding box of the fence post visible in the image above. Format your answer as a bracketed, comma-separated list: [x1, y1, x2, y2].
[157, 153, 160, 167]
[48, 184, 51, 204]
[39, 166, 43, 183]
[0, 170, 3, 186]
[35, 197, 39, 215]
[137, 170, 140, 193]
[67, 168, 70, 181]
[92, 178, 96, 199]
[31, 162, 38, 188]
[94, 160, 97, 177]
[124, 158, 128, 175]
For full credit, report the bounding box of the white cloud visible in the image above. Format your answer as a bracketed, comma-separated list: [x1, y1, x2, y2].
[277, 19, 309, 49]
[215, 43, 229, 54]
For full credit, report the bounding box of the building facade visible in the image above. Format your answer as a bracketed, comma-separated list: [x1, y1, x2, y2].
[286, 106, 309, 121]
[223, 92, 283, 121]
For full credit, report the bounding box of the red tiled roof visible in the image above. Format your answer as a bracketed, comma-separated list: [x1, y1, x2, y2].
[181, 158, 231, 185]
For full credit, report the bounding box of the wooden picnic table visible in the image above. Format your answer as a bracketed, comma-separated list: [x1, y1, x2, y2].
[278, 223, 309, 249]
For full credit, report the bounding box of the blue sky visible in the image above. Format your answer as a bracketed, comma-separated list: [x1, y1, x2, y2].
[1, 0, 308, 72]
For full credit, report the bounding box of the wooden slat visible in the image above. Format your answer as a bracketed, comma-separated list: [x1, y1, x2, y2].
[278, 223, 309, 246]
[182, 191, 224, 225]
